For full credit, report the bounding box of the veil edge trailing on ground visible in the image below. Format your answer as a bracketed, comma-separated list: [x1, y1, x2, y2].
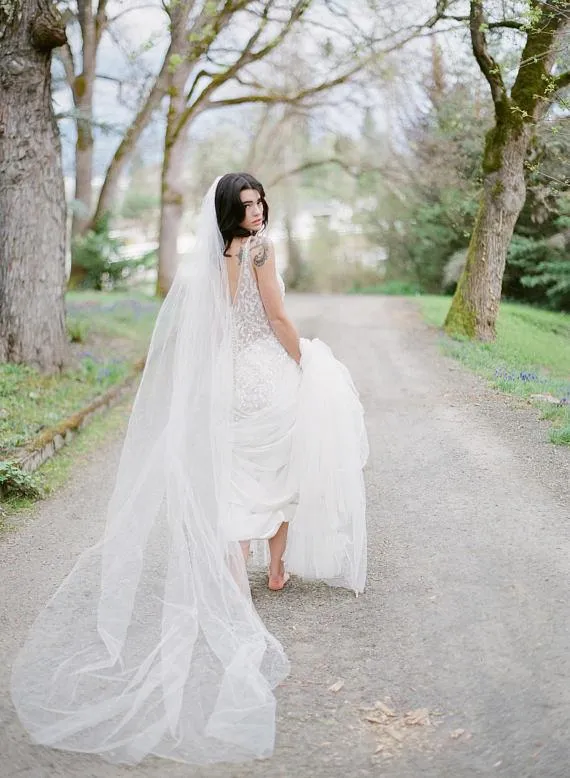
[11, 177, 369, 768]
[10, 178, 290, 766]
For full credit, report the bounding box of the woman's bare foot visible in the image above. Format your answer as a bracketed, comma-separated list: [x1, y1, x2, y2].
[268, 561, 290, 591]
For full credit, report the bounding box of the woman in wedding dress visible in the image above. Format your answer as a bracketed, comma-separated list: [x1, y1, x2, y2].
[216, 173, 302, 591]
[10, 173, 368, 767]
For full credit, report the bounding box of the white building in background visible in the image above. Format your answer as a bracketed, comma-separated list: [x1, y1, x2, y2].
[269, 200, 387, 271]
[65, 176, 386, 281]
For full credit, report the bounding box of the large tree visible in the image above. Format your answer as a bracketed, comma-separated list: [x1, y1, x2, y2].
[56, 0, 107, 239]
[440, 0, 570, 340]
[0, 0, 69, 371]
[60, 0, 181, 287]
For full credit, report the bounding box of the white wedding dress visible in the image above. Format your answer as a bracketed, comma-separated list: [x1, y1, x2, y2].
[10, 183, 368, 768]
[227, 241, 301, 544]
[227, 239, 368, 590]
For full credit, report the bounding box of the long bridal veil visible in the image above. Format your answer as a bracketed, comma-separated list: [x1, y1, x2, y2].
[10, 179, 289, 766]
[11, 177, 369, 767]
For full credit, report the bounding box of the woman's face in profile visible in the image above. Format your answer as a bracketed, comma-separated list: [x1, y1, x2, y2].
[239, 188, 265, 233]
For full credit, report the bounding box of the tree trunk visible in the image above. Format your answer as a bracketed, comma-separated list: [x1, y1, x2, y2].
[67, 2, 99, 288]
[445, 3, 569, 341]
[71, 1, 96, 239]
[89, 7, 195, 232]
[0, 0, 69, 372]
[72, 109, 94, 235]
[284, 212, 303, 289]
[67, 52, 96, 288]
[156, 56, 193, 298]
[444, 126, 530, 341]
[67, 120, 94, 288]
[90, 80, 168, 230]
[157, 132, 187, 297]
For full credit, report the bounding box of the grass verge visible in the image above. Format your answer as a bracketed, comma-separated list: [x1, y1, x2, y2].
[0, 291, 158, 456]
[351, 280, 423, 296]
[0, 393, 133, 532]
[419, 296, 570, 446]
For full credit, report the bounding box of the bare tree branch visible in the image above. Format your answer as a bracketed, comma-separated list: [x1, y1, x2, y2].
[204, 62, 362, 109]
[176, 0, 310, 138]
[183, 4, 449, 138]
[439, 14, 524, 30]
[106, 3, 160, 25]
[54, 41, 75, 88]
[267, 157, 377, 186]
[469, 0, 508, 107]
[95, 0, 108, 45]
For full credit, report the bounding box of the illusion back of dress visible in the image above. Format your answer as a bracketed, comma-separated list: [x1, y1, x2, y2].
[224, 236, 301, 543]
[229, 238, 291, 417]
[230, 238, 284, 354]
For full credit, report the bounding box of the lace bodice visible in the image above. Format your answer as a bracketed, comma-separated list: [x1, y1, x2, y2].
[231, 239, 285, 356]
[230, 239, 292, 415]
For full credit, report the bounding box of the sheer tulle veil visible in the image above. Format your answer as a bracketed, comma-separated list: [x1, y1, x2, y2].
[11, 176, 369, 767]
[10, 178, 290, 766]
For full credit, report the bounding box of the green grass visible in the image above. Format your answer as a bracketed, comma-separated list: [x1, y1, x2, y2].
[0, 394, 133, 531]
[419, 296, 570, 445]
[351, 280, 423, 296]
[0, 291, 159, 456]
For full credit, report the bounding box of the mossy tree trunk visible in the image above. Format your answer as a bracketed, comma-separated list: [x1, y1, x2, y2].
[71, 1, 99, 238]
[444, 0, 570, 341]
[66, 0, 107, 288]
[67, 1, 100, 289]
[445, 121, 531, 340]
[0, 0, 69, 372]
[156, 60, 192, 298]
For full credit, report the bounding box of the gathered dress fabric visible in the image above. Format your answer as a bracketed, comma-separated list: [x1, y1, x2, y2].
[10, 183, 368, 769]
[227, 243, 301, 543]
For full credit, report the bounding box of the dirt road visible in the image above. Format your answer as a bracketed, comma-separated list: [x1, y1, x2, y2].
[1, 296, 569, 778]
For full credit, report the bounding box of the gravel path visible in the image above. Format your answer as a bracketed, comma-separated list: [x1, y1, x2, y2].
[1, 295, 569, 778]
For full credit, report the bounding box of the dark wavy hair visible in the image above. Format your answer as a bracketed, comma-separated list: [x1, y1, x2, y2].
[215, 173, 269, 255]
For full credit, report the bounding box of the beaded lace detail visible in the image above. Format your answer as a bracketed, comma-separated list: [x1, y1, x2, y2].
[231, 239, 279, 354]
[231, 238, 289, 414]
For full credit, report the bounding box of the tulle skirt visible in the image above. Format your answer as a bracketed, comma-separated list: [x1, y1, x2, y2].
[226, 338, 301, 542]
[231, 337, 368, 593]
[10, 337, 367, 767]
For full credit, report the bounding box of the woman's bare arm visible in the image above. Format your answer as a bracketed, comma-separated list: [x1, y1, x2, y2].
[250, 236, 301, 364]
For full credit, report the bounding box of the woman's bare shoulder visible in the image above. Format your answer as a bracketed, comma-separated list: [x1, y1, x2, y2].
[249, 233, 274, 269]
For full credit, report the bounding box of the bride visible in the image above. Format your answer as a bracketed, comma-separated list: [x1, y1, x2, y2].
[11, 173, 368, 767]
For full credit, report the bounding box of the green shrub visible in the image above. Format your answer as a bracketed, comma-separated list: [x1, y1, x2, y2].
[120, 190, 160, 220]
[0, 462, 42, 499]
[67, 317, 90, 343]
[71, 214, 155, 291]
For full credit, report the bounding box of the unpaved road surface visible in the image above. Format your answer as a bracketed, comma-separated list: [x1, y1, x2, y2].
[1, 296, 570, 778]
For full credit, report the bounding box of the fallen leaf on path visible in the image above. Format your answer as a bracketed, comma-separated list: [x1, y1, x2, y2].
[374, 744, 385, 754]
[375, 701, 397, 717]
[328, 679, 345, 693]
[386, 727, 404, 743]
[364, 715, 387, 725]
[404, 708, 430, 726]
[450, 728, 465, 739]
